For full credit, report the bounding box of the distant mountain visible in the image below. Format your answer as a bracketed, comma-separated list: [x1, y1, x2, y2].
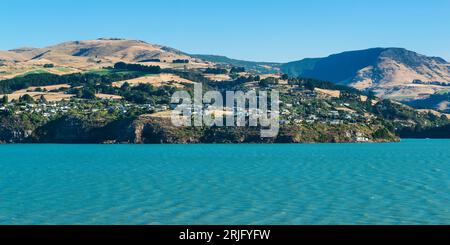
[281, 48, 385, 83]
[191, 54, 280, 74]
[280, 48, 450, 100]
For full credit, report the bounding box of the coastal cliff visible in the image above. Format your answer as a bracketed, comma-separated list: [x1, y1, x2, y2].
[0, 113, 399, 144]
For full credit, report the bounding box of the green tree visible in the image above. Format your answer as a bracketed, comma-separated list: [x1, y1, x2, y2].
[77, 88, 96, 100]
[121, 82, 131, 90]
[1, 95, 8, 105]
[259, 77, 278, 87]
[39, 95, 48, 103]
[230, 67, 245, 73]
[19, 94, 35, 103]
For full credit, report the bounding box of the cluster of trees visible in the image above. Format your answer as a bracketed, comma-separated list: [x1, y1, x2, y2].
[70, 72, 142, 87]
[172, 59, 189, 64]
[230, 67, 245, 73]
[138, 59, 161, 63]
[412, 79, 450, 87]
[113, 62, 161, 74]
[119, 83, 176, 104]
[0, 73, 69, 94]
[171, 70, 212, 84]
[208, 75, 260, 91]
[259, 77, 278, 87]
[370, 99, 449, 129]
[0, 72, 143, 94]
[0, 94, 48, 104]
[204, 67, 228, 74]
[76, 87, 97, 100]
[19, 94, 35, 103]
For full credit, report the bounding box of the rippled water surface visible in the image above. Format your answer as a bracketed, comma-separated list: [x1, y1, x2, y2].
[0, 140, 449, 224]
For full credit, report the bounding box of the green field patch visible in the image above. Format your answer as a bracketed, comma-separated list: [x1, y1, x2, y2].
[53, 67, 75, 73]
[19, 69, 51, 77]
[85, 68, 146, 77]
[436, 89, 450, 95]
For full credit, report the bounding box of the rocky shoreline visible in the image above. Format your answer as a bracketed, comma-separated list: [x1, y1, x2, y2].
[1, 114, 399, 144]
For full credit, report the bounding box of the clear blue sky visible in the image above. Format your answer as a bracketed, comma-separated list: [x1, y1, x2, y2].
[1, 0, 449, 62]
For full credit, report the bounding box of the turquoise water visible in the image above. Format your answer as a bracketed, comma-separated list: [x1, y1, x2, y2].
[0, 140, 449, 224]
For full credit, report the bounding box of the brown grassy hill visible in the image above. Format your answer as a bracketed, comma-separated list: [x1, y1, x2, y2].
[0, 38, 209, 76]
[281, 48, 450, 103]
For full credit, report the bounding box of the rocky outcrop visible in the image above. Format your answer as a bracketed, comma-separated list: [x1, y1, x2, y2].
[29, 116, 136, 143]
[130, 115, 399, 144]
[0, 115, 31, 143]
[1, 113, 400, 144]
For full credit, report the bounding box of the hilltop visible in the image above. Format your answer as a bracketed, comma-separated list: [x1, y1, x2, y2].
[0, 38, 210, 79]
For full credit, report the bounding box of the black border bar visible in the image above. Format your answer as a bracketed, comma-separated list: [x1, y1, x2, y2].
[0, 226, 449, 243]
